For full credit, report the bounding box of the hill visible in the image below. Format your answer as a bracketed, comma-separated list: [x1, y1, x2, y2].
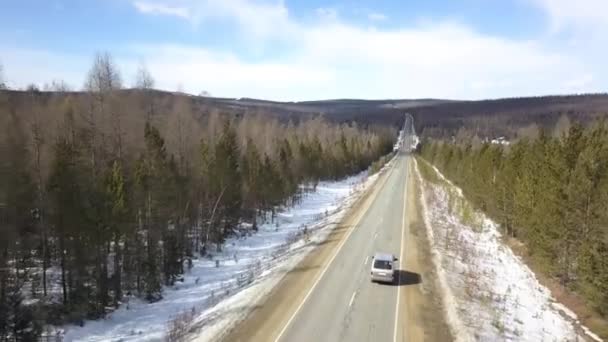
[3, 89, 608, 139]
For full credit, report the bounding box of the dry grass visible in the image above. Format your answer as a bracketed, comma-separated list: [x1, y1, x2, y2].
[406, 161, 453, 341]
[415, 157, 443, 185]
[166, 307, 197, 342]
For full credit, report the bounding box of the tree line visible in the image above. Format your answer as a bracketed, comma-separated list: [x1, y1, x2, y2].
[412, 94, 608, 140]
[418, 120, 608, 321]
[0, 54, 396, 340]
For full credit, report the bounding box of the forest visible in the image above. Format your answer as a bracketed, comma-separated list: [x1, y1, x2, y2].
[0, 54, 397, 340]
[418, 119, 608, 329]
[412, 94, 608, 139]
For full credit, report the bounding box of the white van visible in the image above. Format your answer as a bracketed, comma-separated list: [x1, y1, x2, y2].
[370, 252, 396, 284]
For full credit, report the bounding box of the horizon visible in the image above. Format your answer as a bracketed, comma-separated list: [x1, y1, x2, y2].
[3, 86, 607, 104]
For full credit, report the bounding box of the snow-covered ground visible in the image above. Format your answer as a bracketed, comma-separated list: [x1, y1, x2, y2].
[393, 128, 419, 152]
[413, 158, 601, 342]
[61, 162, 389, 342]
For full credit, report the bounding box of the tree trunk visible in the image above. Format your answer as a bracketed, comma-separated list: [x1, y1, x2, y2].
[60, 236, 68, 306]
[41, 231, 47, 297]
[113, 234, 122, 307]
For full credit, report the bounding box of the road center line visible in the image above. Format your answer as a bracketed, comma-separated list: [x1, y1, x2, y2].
[349, 291, 357, 307]
[273, 157, 398, 342]
[394, 157, 408, 342]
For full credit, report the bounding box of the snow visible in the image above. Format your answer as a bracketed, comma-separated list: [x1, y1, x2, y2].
[191, 165, 387, 342]
[413, 158, 599, 342]
[482, 136, 510, 146]
[394, 129, 404, 151]
[60, 161, 389, 342]
[393, 129, 419, 152]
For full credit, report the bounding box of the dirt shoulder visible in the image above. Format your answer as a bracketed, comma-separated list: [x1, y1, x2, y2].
[397, 159, 452, 341]
[220, 160, 397, 342]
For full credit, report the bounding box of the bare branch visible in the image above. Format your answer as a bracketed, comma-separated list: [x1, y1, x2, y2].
[84, 51, 122, 93]
[134, 62, 155, 90]
[43, 79, 72, 92]
[0, 62, 7, 89]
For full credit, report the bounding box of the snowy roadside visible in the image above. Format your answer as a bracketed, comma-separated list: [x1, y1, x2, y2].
[413, 158, 601, 342]
[190, 158, 393, 341]
[60, 157, 393, 342]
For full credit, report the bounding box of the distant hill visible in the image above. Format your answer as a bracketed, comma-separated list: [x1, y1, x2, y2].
[2, 89, 608, 138]
[409, 94, 608, 138]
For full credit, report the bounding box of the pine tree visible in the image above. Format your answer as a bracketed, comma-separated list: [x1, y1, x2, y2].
[134, 122, 171, 301]
[568, 123, 608, 310]
[211, 121, 241, 248]
[104, 160, 130, 305]
[418, 122, 608, 316]
[47, 134, 91, 315]
[242, 139, 262, 230]
[0, 112, 39, 341]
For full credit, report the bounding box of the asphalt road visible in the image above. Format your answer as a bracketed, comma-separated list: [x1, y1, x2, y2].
[275, 152, 411, 342]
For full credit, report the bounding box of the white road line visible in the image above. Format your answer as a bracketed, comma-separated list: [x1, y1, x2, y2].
[349, 291, 357, 307]
[364, 256, 369, 265]
[374, 232, 378, 240]
[394, 157, 408, 342]
[273, 158, 397, 342]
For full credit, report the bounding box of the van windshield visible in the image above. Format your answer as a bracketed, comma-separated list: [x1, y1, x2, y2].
[373, 260, 392, 270]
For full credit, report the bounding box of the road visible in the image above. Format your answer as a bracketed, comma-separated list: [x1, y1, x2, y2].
[223, 152, 422, 342]
[277, 152, 410, 342]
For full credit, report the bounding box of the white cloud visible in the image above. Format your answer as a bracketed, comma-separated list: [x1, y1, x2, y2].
[2, 0, 603, 100]
[561, 74, 594, 92]
[132, 0, 293, 39]
[125, 21, 592, 100]
[0, 47, 86, 90]
[316, 7, 338, 21]
[368, 12, 387, 21]
[526, 0, 607, 95]
[128, 45, 334, 99]
[133, 1, 191, 19]
[530, 0, 608, 33]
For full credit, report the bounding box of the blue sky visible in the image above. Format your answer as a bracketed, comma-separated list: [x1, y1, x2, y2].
[0, 0, 606, 100]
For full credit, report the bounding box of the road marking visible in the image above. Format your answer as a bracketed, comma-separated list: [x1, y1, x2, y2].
[364, 256, 369, 265]
[349, 291, 357, 307]
[394, 157, 409, 342]
[374, 232, 378, 240]
[273, 157, 398, 342]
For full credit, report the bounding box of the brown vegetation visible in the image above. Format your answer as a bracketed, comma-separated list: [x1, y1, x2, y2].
[0, 53, 397, 340]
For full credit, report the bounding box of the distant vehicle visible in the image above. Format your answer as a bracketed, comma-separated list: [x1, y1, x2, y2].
[370, 252, 397, 284]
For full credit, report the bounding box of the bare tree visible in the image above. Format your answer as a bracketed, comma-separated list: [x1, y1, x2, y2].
[43, 79, 72, 92]
[28, 87, 48, 296]
[166, 96, 197, 171]
[0, 62, 7, 89]
[134, 62, 155, 90]
[83, 51, 124, 161]
[553, 114, 571, 138]
[83, 52, 125, 310]
[134, 63, 156, 122]
[516, 123, 540, 141]
[26, 83, 40, 92]
[84, 52, 122, 93]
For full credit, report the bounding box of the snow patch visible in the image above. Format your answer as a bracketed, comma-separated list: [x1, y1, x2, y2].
[414, 158, 598, 342]
[192, 163, 388, 342]
[413, 158, 471, 342]
[61, 159, 391, 342]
